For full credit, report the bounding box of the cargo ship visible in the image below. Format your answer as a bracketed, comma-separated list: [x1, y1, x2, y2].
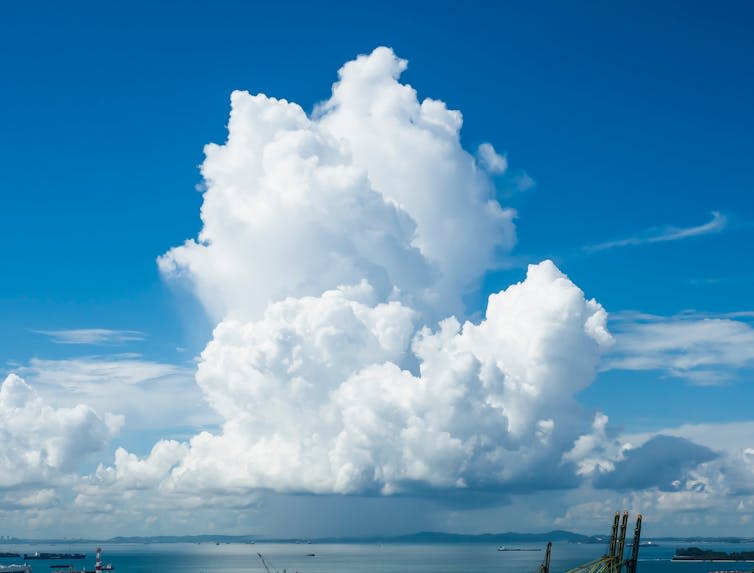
[0, 566, 32, 573]
[44, 548, 113, 573]
[23, 555, 84, 561]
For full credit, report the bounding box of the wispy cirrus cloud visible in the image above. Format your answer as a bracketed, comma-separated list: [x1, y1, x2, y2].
[585, 211, 727, 253]
[16, 354, 218, 432]
[605, 311, 754, 384]
[33, 328, 145, 345]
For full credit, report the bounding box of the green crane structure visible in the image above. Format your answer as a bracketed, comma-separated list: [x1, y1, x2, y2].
[529, 512, 642, 573]
[554, 512, 642, 573]
[536, 542, 553, 573]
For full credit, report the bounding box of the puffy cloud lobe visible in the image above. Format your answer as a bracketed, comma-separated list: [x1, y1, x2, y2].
[0, 374, 121, 489]
[90, 441, 189, 491]
[476, 143, 507, 174]
[562, 413, 626, 478]
[159, 46, 515, 322]
[318, 48, 515, 316]
[98, 261, 612, 496]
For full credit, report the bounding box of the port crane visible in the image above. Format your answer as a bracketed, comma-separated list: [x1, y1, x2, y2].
[537, 542, 552, 573]
[257, 552, 286, 573]
[527, 512, 642, 573]
[557, 512, 642, 573]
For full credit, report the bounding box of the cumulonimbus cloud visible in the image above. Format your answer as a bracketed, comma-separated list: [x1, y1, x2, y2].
[74, 47, 623, 501]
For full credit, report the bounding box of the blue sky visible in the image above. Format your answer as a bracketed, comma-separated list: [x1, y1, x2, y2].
[1, 1, 753, 537]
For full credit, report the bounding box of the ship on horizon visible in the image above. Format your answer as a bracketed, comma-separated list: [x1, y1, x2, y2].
[23, 554, 84, 561]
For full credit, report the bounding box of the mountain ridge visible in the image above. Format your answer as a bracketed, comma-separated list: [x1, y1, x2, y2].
[1, 531, 753, 545]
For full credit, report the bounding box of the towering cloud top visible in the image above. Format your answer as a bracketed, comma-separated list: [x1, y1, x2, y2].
[159, 46, 515, 322]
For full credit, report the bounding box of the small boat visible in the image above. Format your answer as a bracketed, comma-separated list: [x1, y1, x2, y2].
[498, 546, 542, 552]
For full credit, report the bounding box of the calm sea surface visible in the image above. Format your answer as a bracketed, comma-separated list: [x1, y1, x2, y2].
[2, 542, 752, 573]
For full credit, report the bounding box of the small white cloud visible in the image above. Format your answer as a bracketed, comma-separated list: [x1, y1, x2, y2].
[562, 413, 623, 478]
[513, 171, 535, 191]
[33, 329, 145, 345]
[476, 142, 508, 174]
[1, 488, 59, 510]
[585, 211, 727, 252]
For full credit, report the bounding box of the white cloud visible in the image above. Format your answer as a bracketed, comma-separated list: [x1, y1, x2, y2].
[16, 355, 218, 432]
[32, 329, 145, 345]
[550, 420, 754, 534]
[626, 420, 754, 453]
[159, 46, 515, 323]
[562, 413, 625, 478]
[585, 211, 727, 252]
[513, 172, 535, 192]
[605, 312, 754, 383]
[95, 48, 618, 505]
[1, 488, 59, 510]
[89, 260, 611, 499]
[476, 142, 508, 174]
[0, 373, 120, 489]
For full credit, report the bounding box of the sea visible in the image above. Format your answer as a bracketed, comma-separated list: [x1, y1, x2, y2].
[2, 541, 752, 573]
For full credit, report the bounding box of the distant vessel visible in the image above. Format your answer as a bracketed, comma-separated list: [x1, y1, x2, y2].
[0, 566, 32, 573]
[24, 555, 84, 561]
[497, 546, 542, 552]
[44, 548, 113, 573]
[674, 547, 754, 562]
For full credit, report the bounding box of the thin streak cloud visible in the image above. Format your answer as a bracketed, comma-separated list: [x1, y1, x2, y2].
[32, 328, 146, 345]
[604, 311, 754, 384]
[585, 211, 727, 253]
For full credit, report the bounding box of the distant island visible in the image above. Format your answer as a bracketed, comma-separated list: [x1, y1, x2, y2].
[1, 532, 753, 546]
[673, 547, 754, 562]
